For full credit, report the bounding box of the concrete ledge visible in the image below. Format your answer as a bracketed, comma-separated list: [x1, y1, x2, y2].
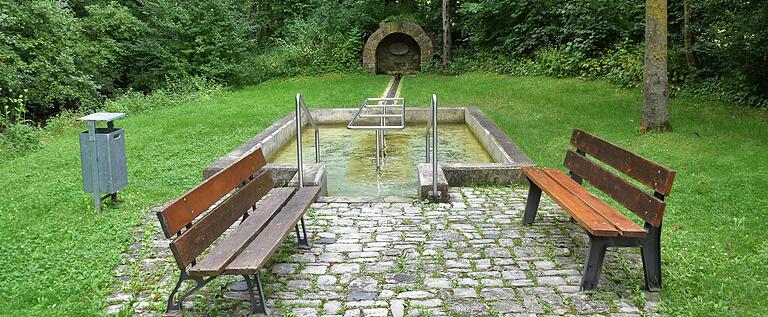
[418, 163, 449, 202]
[441, 163, 527, 186]
[203, 113, 295, 179]
[465, 107, 535, 166]
[203, 106, 533, 200]
[317, 196, 413, 203]
[268, 163, 327, 197]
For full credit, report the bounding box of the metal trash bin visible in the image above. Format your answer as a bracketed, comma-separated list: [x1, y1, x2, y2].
[78, 112, 127, 211]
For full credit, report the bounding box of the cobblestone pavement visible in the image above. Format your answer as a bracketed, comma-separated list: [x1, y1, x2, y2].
[106, 187, 662, 316]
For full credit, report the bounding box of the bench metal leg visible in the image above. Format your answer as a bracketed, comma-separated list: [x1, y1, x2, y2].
[295, 217, 311, 250]
[244, 274, 270, 315]
[523, 181, 542, 225]
[580, 236, 608, 291]
[164, 269, 215, 316]
[641, 224, 663, 291]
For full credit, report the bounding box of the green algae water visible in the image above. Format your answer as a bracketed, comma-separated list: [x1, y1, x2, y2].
[271, 124, 493, 197]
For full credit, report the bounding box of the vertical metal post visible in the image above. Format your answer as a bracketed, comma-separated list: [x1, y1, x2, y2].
[314, 129, 320, 163]
[295, 93, 304, 188]
[425, 107, 431, 163]
[375, 129, 381, 171]
[87, 120, 101, 211]
[380, 106, 386, 162]
[431, 94, 438, 196]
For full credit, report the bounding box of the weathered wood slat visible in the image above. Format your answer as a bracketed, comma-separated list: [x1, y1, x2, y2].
[570, 129, 676, 195]
[187, 187, 295, 276]
[543, 169, 647, 238]
[563, 150, 666, 227]
[522, 167, 619, 237]
[225, 186, 321, 275]
[157, 149, 267, 238]
[169, 170, 275, 268]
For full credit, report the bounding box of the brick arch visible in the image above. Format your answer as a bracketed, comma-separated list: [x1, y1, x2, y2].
[362, 21, 433, 74]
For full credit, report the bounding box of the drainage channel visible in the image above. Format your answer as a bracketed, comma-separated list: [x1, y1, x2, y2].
[375, 74, 403, 171]
[384, 74, 402, 99]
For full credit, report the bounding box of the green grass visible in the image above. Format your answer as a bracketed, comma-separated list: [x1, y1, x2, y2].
[3, 72, 766, 316]
[0, 74, 390, 316]
[401, 73, 768, 316]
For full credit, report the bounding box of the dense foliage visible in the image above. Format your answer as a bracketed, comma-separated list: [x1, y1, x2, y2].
[451, 0, 768, 108]
[0, 0, 766, 139]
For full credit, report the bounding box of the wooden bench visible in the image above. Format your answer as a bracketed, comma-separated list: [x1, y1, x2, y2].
[521, 129, 675, 291]
[156, 148, 320, 316]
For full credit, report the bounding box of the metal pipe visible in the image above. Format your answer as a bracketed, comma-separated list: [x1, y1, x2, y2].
[432, 94, 438, 196]
[425, 131, 430, 163]
[425, 106, 431, 163]
[295, 93, 304, 188]
[314, 129, 320, 163]
[380, 107, 386, 158]
[375, 129, 381, 171]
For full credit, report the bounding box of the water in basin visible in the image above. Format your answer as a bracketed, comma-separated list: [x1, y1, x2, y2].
[270, 123, 493, 197]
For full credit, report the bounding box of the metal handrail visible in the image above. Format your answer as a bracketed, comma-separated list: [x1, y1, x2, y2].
[347, 97, 406, 130]
[295, 93, 320, 188]
[430, 94, 438, 197]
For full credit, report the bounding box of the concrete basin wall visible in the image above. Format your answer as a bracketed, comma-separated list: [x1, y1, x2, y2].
[203, 107, 534, 191]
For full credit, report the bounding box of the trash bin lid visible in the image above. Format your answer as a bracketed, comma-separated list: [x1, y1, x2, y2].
[78, 112, 126, 122]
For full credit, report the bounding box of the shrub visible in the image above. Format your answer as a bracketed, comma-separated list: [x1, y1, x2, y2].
[0, 1, 99, 119]
[129, 0, 255, 91]
[104, 76, 223, 115]
[0, 122, 41, 155]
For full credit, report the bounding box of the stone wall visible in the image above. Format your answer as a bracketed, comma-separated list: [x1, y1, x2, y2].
[363, 21, 433, 74]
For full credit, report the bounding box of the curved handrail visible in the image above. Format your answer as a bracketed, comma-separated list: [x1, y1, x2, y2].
[295, 93, 321, 188]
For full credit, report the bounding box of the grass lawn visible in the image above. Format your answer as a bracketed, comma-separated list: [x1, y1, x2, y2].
[2, 72, 766, 316]
[401, 74, 768, 316]
[0, 74, 391, 316]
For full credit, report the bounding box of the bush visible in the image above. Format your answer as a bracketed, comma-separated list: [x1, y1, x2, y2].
[78, 2, 148, 98]
[0, 1, 99, 119]
[104, 76, 223, 115]
[0, 123, 41, 155]
[238, 1, 374, 85]
[130, 0, 256, 91]
[445, 43, 644, 88]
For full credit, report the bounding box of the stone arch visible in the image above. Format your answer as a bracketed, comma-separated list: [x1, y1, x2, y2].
[362, 21, 433, 74]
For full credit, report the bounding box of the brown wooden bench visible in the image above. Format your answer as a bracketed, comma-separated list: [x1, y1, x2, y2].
[521, 129, 676, 291]
[156, 148, 320, 316]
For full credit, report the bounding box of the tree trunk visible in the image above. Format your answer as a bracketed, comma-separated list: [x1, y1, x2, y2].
[441, 0, 452, 72]
[683, 0, 698, 68]
[641, 0, 672, 133]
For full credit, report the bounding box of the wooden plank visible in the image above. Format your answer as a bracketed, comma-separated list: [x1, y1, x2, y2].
[169, 170, 276, 268]
[157, 149, 267, 238]
[570, 129, 675, 195]
[522, 167, 619, 237]
[564, 150, 666, 227]
[224, 186, 321, 275]
[187, 187, 295, 275]
[543, 169, 647, 238]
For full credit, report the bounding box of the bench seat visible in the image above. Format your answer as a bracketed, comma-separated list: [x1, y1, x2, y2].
[158, 147, 320, 316]
[522, 167, 646, 238]
[520, 129, 676, 291]
[187, 186, 320, 276]
[225, 186, 319, 274]
[185, 187, 294, 276]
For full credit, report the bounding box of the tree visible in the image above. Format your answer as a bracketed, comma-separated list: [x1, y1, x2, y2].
[640, 0, 671, 132]
[683, 0, 697, 68]
[441, 0, 454, 71]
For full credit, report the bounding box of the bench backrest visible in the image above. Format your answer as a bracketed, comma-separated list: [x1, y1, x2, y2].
[156, 148, 273, 268]
[564, 129, 676, 227]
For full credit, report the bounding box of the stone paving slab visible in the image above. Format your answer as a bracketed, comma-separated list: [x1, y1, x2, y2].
[105, 187, 663, 316]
